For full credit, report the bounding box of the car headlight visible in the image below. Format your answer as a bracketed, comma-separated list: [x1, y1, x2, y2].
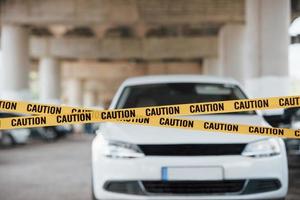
[242, 138, 281, 157]
[102, 140, 145, 159]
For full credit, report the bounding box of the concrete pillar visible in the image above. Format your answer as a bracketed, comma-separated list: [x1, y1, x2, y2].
[96, 93, 105, 109]
[219, 24, 246, 84]
[134, 23, 147, 38]
[39, 57, 61, 102]
[66, 79, 83, 132]
[245, 0, 290, 98]
[67, 79, 83, 106]
[0, 25, 30, 100]
[83, 90, 97, 107]
[203, 57, 221, 76]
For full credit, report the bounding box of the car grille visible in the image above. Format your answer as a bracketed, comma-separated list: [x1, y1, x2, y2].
[104, 179, 281, 195]
[242, 179, 282, 194]
[138, 144, 247, 156]
[142, 180, 245, 194]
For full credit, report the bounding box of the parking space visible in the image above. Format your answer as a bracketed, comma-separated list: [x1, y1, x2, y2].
[0, 135, 92, 200]
[287, 156, 300, 200]
[0, 135, 299, 200]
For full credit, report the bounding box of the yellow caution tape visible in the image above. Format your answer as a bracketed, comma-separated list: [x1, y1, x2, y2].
[122, 117, 300, 139]
[0, 95, 299, 139]
[0, 95, 300, 118]
[0, 112, 100, 129]
[0, 113, 299, 139]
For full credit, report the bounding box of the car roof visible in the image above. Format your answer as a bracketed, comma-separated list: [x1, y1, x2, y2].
[121, 75, 239, 86]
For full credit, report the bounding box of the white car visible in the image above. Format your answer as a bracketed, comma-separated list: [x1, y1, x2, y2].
[0, 113, 30, 147]
[92, 75, 288, 200]
[0, 129, 30, 147]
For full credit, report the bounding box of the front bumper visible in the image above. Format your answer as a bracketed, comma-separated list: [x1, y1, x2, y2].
[92, 154, 288, 200]
[103, 179, 281, 196]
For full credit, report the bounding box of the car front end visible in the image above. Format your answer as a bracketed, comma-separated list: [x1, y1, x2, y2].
[91, 75, 288, 200]
[92, 118, 288, 200]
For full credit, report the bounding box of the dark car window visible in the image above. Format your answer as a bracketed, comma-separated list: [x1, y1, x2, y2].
[0, 112, 21, 118]
[116, 83, 254, 115]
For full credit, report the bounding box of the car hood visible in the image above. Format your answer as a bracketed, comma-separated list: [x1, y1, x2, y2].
[100, 114, 270, 144]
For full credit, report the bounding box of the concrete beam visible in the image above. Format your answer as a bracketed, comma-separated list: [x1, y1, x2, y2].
[30, 36, 217, 60]
[62, 61, 146, 80]
[2, 0, 244, 26]
[61, 60, 203, 106]
[62, 61, 202, 79]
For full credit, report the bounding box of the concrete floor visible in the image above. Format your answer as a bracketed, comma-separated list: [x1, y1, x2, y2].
[0, 135, 299, 200]
[0, 135, 92, 200]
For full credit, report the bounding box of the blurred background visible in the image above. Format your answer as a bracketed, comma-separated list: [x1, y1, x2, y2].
[0, 0, 300, 200]
[0, 0, 299, 106]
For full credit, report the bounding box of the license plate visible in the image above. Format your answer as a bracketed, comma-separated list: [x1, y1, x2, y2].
[161, 166, 223, 181]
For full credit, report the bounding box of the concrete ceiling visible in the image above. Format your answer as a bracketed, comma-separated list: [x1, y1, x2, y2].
[2, 0, 299, 57]
[1, 0, 245, 40]
[1, 0, 245, 25]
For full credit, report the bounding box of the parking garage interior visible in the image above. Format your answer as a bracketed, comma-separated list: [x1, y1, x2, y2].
[1, 0, 300, 200]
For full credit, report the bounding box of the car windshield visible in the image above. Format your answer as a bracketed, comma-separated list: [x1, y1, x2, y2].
[116, 82, 255, 115]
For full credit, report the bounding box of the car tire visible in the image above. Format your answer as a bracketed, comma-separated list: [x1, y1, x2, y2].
[0, 133, 14, 147]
